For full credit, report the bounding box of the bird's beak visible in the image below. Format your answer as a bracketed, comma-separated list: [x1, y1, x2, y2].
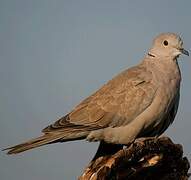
[179, 48, 189, 56]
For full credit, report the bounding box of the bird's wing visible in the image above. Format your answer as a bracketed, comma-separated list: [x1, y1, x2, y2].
[43, 64, 158, 133]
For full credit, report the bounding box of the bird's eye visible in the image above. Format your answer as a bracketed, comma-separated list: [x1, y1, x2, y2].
[163, 40, 168, 46]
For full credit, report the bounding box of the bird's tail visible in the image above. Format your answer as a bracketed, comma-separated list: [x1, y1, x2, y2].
[3, 130, 89, 155]
[3, 133, 66, 155]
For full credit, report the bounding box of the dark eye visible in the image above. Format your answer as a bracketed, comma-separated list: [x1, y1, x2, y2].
[163, 40, 168, 46]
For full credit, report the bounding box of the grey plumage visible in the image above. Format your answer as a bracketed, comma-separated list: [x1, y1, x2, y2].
[4, 33, 189, 154]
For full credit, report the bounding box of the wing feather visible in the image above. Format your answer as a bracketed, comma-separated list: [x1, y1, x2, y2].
[43, 65, 157, 133]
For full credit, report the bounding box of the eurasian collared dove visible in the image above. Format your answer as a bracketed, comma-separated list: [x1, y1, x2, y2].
[4, 32, 189, 154]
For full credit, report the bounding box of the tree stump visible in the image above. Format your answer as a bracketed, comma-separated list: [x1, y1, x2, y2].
[79, 137, 190, 180]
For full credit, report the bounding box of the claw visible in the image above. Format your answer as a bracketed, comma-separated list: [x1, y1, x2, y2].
[86, 130, 103, 142]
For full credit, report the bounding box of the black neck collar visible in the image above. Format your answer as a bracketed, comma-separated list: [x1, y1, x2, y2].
[148, 53, 156, 58]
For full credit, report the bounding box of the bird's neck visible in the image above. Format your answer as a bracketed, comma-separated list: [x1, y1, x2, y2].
[144, 54, 179, 68]
[142, 56, 181, 83]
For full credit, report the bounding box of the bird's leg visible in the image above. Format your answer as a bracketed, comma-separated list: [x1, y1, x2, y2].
[87, 122, 144, 145]
[86, 129, 105, 142]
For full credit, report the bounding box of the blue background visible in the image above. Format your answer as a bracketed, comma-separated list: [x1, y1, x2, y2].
[0, 1, 191, 179]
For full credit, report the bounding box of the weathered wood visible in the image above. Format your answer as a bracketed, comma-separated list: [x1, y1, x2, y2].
[79, 137, 190, 180]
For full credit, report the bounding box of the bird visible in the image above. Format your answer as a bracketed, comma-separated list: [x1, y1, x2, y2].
[4, 32, 189, 155]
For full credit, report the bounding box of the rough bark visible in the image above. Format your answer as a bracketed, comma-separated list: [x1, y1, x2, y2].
[79, 137, 190, 180]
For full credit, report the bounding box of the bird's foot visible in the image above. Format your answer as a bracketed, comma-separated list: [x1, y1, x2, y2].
[86, 130, 104, 142]
[134, 136, 158, 145]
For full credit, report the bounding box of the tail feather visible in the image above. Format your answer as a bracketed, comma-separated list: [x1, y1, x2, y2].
[3, 130, 90, 155]
[3, 133, 65, 155]
[3, 122, 93, 155]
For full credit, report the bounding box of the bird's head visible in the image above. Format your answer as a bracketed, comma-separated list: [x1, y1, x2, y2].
[148, 33, 189, 59]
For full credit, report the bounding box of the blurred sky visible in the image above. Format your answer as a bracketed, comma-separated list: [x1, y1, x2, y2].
[0, 0, 191, 179]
